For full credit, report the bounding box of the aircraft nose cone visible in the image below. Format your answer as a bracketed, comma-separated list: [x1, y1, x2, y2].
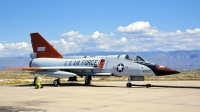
[146, 64, 180, 76]
[155, 65, 180, 76]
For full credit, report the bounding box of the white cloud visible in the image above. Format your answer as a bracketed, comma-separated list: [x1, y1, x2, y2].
[114, 37, 127, 45]
[0, 42, 32, 57]
[92, 31, 104, 39]
[61, 31, 85, 42]
[58, 31, 117, 53]
[56, 25, 200, 53]
[186, 28, 200, 34]
[0, 43, 5, 50]
[99, 45, 110, 50]
[176, 30, 182, 34]
[1, 21, 200, 57]
[117, 21, 158, 34]
[115, 21, 200, 51]
[5, 42, 29, 50]
[62, 31, 80, 37]
[51, 39, 80, 54]
[110, 32, 115, 36]
[121, 37, 127, 42]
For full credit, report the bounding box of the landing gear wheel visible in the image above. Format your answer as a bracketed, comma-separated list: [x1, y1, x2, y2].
[40, 84, 43, 88]
[126, 83, 132, 87]
[146, 84, 151, 88]
[84, 79, 91, 85]
[126, 76, 132, 87]
[53, 79, 60, 87]
[84, 76, 92, 85]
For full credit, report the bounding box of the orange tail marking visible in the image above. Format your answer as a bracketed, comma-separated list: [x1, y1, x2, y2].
[31, 33, 63, 58]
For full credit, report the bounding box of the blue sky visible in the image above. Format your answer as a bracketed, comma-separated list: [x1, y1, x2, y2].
[0, 0, 200, 57]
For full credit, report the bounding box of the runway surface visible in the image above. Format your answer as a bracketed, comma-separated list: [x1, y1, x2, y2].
[0, 81, 200, 112]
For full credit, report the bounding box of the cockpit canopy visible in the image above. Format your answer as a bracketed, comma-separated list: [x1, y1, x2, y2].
[124, 55, 147, 63]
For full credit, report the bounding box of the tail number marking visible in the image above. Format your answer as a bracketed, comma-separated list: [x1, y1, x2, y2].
[37, 47, 46, 51]
[143, 70, 151, 73]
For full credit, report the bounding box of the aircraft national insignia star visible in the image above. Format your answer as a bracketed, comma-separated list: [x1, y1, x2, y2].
[117, 63, 124, 72]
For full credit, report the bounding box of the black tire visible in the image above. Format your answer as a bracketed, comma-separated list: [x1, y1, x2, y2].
[85, 79, 91, 85]
[53, 80, 60, 86]
[126, 83, 132, 87]
[146, 84, 151, 88]
[40, 85, 43, 88]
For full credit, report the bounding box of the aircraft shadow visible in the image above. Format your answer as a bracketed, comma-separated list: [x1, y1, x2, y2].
[132, 84, 200, 89]
[11, 82, 200, 89]
[12, 82, 144, 88]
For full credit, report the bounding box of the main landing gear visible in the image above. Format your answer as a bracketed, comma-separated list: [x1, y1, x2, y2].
[126, 76, 132, 87]
[85, 76, 92, 85]
[53, 78, 61, 87]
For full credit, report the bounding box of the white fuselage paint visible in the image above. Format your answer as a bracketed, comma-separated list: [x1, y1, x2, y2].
[30, 57, 156, 77]
[31, 58, 101, 67]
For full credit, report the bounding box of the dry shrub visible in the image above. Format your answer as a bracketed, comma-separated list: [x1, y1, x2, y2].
[0, 70, 200, 85]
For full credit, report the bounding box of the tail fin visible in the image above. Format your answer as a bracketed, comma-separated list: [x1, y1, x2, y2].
[30, 32, 63, 58]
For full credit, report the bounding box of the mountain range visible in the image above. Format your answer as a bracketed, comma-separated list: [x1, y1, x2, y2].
[0, 50, 200, 70]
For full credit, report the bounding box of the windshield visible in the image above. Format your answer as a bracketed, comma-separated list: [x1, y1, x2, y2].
[134, 55, 145, 62]
[124, 55, 145, 62]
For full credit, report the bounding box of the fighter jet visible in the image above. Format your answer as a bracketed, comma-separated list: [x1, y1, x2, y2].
[22, 33, 180, 87]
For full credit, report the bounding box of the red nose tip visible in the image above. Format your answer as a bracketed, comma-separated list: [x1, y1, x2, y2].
[145, 64, 180, 76]
[155, 65, 180, 76]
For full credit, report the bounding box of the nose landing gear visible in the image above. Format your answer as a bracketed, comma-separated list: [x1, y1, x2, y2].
[126, 76, 132, 87]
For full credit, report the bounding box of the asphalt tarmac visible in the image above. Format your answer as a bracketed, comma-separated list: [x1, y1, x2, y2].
[0, 81, 200, 112]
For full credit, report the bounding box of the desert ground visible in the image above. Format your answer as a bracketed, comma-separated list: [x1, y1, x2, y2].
[0, 81, 199, 112]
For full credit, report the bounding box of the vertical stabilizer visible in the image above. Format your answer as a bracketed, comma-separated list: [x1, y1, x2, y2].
[30, 33, 63, 58]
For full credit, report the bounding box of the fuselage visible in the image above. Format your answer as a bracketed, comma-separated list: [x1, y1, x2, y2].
[30, 54, 179, 77]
